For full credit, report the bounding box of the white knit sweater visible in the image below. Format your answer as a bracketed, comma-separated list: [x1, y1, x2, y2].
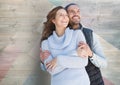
[41, 27, 90, 85]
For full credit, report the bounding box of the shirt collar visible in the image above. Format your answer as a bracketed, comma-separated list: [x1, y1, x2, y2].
[78, 23, 83, 30]
[69, 23, 83, 30]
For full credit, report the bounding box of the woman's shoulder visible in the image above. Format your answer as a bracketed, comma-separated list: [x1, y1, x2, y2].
[41, 39, 48, 46]
[65, 27, 73, 32]
[75, 29, 82, 32]
[41, 39, 49, 50]
[74, 29, 83, 35]
[66, 27, 83, 37]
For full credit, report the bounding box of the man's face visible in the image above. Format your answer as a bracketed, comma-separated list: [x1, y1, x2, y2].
[67, 5, 80, 25]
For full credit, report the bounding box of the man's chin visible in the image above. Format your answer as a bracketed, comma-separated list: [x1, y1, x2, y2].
[72, 20, 80, 23]
[73, 22, 80, 25]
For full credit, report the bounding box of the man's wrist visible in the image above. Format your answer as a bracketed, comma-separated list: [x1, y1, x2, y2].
[41, 60, 44, 64]
[89, 52, 93, 58]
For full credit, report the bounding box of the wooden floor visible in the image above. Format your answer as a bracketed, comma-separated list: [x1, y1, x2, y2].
[0, 0, 120, 85]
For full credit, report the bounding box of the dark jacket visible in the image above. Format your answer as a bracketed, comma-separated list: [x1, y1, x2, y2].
[82, 27, 104, 85]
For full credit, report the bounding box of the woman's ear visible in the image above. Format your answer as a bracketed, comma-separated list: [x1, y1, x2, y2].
[52, 19, 55, 24]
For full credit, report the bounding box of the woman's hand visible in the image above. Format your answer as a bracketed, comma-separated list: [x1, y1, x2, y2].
[77, 41, 89, 57]
[40, 48, 50, 63]
[46, 57, 57, 71]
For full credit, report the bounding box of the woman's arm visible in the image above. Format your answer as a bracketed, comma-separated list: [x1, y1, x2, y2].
[41, 40, 65, 75]
[46, 50, 88, 75]
[57, 54, 88, 68]
[40, 50, 88, 75]
[40, 48, 88, 75]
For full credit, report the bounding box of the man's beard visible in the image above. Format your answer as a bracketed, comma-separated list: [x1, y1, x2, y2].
[69, 21, 80, 29]
[70, 20, 79, 26]
[71, 15, 80, 25]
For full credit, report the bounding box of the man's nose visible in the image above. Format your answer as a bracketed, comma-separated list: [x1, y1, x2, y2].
[74, 11, 79, 15]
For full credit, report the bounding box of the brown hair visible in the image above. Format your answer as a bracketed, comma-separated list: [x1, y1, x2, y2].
[40, 6, 64, 45]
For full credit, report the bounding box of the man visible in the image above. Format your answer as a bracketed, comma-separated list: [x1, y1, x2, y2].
[64, 3, 107, 85]
[40, 3, 107, 85]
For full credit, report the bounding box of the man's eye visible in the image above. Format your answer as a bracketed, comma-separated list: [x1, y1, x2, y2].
[77, 10, 80, 13]
[69, 11, 74, 14]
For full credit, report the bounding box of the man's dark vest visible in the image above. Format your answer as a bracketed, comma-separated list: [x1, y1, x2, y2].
[82, 28, 104, 85]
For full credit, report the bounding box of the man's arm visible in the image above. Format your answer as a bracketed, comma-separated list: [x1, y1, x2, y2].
[40, 48, 50, 71]
[89, 32, 107, 68]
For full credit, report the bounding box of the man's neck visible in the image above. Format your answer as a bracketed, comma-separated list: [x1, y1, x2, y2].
[72, 24, 82, 30]
[72, 24, 79, 29]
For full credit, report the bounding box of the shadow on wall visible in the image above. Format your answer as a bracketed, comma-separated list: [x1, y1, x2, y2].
[48, 0, 63, 5]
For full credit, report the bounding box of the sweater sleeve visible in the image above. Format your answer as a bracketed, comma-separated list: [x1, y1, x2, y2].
[89, 32, 107, 68]
[46, 51, 88, 75]
[57, 52, 88, 69]
[41, 40, 65, 75]
[40, 40, 52, 71]
[41, 41, 88, 75]
[76, 30, 86, 45]
[40, 63, 46, 71]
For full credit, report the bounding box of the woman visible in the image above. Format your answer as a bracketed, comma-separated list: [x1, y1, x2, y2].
[40, 6, 90, 85]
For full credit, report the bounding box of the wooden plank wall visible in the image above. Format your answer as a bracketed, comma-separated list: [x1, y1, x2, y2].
[0, 0, 120, 85]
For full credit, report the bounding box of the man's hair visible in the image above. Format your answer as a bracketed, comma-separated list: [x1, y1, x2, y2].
[64, 3, 78, 11]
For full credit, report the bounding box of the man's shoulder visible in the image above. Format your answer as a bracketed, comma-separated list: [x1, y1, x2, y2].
[82, 27, 93, 32]
[82, 27, 93, 49]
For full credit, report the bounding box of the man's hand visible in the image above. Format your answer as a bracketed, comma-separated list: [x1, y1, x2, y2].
[77, 47, 88, 57]
[77, 41, 93, 57]
[40, 48, 50, 63]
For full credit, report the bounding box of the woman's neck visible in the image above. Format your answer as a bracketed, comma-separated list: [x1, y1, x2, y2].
[55, 27, 65, 37]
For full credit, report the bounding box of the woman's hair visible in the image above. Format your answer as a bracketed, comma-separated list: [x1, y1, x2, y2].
[40, 6, 64, 44]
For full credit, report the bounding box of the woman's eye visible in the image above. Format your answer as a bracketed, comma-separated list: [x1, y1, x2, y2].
[59, 14, 63, 16]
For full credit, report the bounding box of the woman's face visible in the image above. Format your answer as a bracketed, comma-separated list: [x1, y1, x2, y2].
[52, 9, 69, 29]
